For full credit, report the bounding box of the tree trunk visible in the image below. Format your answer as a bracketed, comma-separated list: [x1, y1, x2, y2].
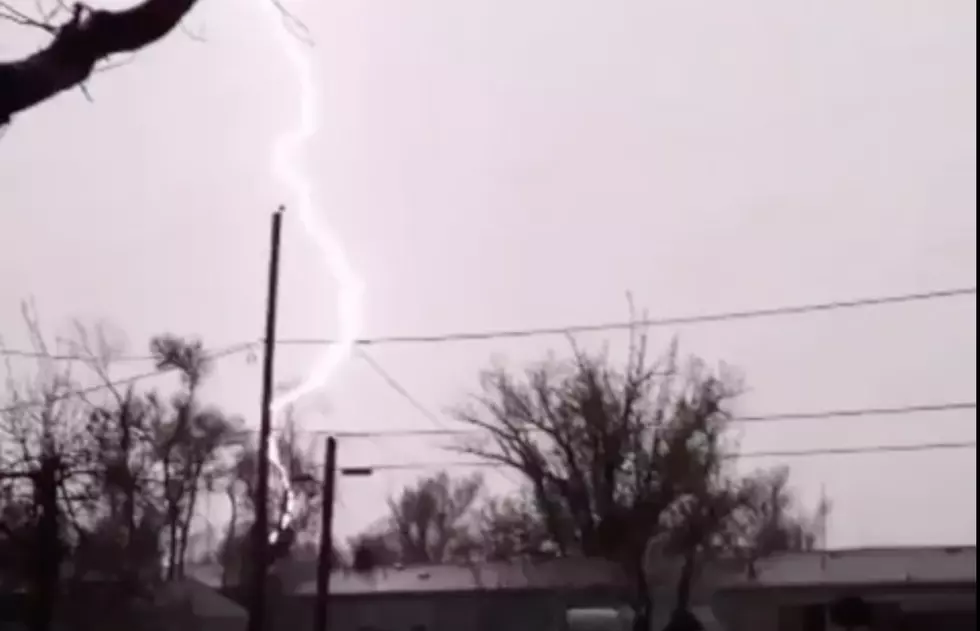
[674, 548, 697, 613]
[30, 456, 60, 631]
[167, 511, 180, 580]
[630, 559, 652, 631]
[177, 480, 200, 576]
[222, 486, 238, 588]
[162, 455, 180, 580]
[120, 408, 137, 592]
[661, 548, 705, 631]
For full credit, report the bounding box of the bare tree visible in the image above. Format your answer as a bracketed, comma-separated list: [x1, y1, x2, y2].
[345, 471, 485, 573]
[68, 323, 163, 591]
[1, 316, 255, 630]
[386, 470, 484, 565]
[453, 331, 821, 631]
[219, 410, 323, 586]
[473, 492, 553, 562]
[0, 303, 93, 631]
[148, 333, 241, 579]
[654, 463, 829, 631]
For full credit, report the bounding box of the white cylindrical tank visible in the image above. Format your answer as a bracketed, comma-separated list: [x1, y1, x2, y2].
[566, 607, 633, 631]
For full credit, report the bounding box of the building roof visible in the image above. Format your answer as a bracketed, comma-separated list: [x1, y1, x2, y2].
[185, 557, 626, 596]
[153, 578, 248, 620]
[293, 557, 627, 596]
[716, 546, 976, 591]
[186, 545, 977, 598]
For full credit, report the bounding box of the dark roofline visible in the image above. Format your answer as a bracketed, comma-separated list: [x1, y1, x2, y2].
[712, 545, 976, 593]
[294, 584, 628, 600]
[770, 545, 976, 556]
[719, 580, 977, 594]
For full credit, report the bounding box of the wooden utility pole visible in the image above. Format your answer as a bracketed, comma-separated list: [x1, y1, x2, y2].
[313, 437, 338, 631]
[247, 206, 285, 631]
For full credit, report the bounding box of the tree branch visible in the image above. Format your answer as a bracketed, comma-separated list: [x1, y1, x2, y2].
[0, 0, 200, 123]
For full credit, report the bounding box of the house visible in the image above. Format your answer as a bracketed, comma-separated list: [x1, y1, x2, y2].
[150, 578, 248, 631]
[709, 546, 977, 631]
[198, 557, 631, 631]
[190, 545, 976, 631]
[0, 570, 246, 631]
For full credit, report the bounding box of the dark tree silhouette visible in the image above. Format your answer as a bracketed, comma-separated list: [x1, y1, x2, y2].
[348, 533, 400, 573]
[347, 470, 484, 570]
[474, 492, 554, 562]
[387, 471, 483, 564]
[1, 316, 256, 630]
[453, 332, 824, 631]
[218, 412, 324, 587]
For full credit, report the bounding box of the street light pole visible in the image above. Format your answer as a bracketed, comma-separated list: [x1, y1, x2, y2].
[247, 206, 285, 631]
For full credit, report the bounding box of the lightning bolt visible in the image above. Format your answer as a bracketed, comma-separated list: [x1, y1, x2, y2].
[258, 1, 365, 542]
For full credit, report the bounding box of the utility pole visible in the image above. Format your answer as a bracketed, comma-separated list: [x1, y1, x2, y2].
[247, 206, 285, 631]
[313, 437, 338, 631]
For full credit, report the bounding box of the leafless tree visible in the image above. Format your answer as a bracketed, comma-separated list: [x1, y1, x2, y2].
[1, 316, 261, 629]
[472, 492, 554, 562]
[345, 470, 485, 574]
[148, 333, 242, 579]
[452, 330, 823, 631]
[386, 470, 484, 565]
[0, 303, 94, 631]
[218, 410, 323, 586]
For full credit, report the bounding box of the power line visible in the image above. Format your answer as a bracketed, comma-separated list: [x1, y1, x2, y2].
[355, 348, 529, 487]
[0, 348, 160, 362]
[356, 348, 448, 430]
[277, 286, 977, 347]
[336, 440, 978, 473]
[302, 400, 976, 440]
[1, 285, 973, 421]
[0, 343, 254, 414]
[1, 286, 974, 360]
[0, 339, 256, 363]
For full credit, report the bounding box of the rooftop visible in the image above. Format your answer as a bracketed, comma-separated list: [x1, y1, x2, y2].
[717, 545, 976, 591]
[185, 545, 976, 597]
[296, 557, 627, 596]
[187, 557, 626, 596]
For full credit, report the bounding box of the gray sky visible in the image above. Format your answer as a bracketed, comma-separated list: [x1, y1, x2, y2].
[0, 0, 976, 548]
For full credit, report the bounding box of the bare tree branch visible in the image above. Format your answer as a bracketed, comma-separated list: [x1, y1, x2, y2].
[0, 0, 57, 32]
[0, 0, 201, 124]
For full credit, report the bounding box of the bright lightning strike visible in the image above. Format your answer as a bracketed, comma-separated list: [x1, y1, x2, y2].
[257, 1, 365, 543]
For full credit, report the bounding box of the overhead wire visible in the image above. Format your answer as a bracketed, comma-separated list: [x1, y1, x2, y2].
[1, 286, 974, 470]
[275, 285, 977, 347]
[1, 285, 974, 360]
[349, 347, 470, 480]
[224, 399, 977, 475]
[354, 348, 530, 486]
[334, 440, 978, 473]
[355, 348, 449, 430]
[227, 400, 976, 440]
[0, 342, 254, 414]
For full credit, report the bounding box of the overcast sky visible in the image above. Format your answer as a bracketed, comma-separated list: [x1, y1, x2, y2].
[0, 0, 976, 548]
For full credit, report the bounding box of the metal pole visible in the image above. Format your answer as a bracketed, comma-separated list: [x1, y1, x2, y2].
[313, 436, 338, 631]
[247, 206, 285, 631]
